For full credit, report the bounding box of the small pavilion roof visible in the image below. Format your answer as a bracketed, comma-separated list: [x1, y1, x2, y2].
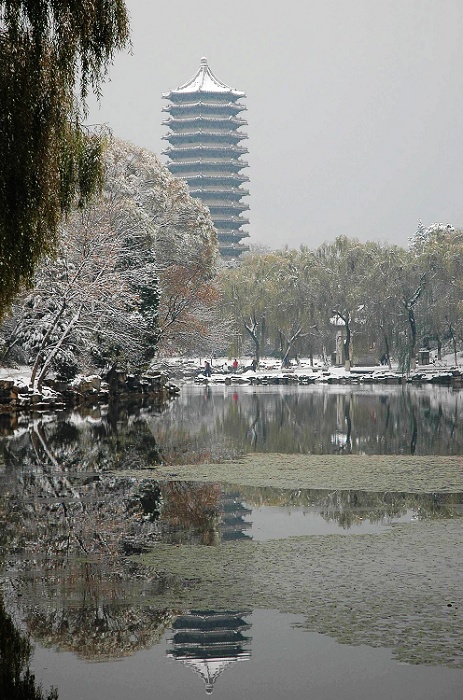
[163, 58, 245, 99]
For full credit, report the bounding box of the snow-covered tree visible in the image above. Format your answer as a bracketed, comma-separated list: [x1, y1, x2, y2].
[103, 140, 219, 356]
[4, 196, 147, 390]
[1, 138, 219, 384]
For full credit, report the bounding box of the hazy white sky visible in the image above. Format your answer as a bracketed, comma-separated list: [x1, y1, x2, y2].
[87, 0, 463, 251]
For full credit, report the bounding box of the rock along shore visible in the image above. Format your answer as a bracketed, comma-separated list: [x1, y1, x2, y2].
[194, 365, 463, 388]
[0, 369, 179, 413]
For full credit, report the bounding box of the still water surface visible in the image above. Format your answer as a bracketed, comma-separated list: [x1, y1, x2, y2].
[31, 609, 463, 700]
[1, 383, 463, 698]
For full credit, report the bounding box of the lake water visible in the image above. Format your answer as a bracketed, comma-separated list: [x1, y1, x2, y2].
[1, 383, 463, 698]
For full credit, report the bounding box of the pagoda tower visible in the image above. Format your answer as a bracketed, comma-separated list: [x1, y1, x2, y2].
[162, 58, 250, 259]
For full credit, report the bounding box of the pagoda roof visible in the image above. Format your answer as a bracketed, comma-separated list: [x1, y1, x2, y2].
[167, 655, 250, 695]
[189, 188, 250, 199]
[163, 58, 245, 99]
[218, 230, 250, 239]
[163, 116, 247, 128]
[213, 215, 250, 225]
[168, 159, 249, 169]
[207, 203, 250, 213]
[162, 131, 248, 142]
[163, 144, 248, 155]
[163, 102, 245, 115]
[220, 242, 251, 258]
[184, 173, 250, 183]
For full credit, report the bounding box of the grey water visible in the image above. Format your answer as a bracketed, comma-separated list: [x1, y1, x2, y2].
[1, 383, 463, 699]
[30, 609, 463, 700]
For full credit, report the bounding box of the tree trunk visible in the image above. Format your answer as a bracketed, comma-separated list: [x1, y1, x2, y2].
[403, 274, 425, 373]
[344, 318, 351, 364]
[245, 314, 260, 365]
[279, 327, 304, 368]
[436, 334, 442, 361]
[408, 306, 417, 370]
[383, 334, 392, 369]
[35, 304, 83, 392]
[30, 298, 68, 389]
[447, 322, 457, 366]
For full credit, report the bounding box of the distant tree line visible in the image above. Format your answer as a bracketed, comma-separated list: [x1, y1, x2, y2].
[217, 223, 463, 370]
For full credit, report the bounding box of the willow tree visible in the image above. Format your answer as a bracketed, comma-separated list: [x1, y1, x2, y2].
[0, 0, 130, 319]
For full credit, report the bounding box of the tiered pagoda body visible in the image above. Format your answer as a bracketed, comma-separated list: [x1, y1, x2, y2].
[167, 611, 252, 694]
[162, 58, 250, 259]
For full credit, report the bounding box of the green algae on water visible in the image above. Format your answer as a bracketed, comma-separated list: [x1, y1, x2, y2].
[141, 453, 463, 493]
[139, 519, 463, 668]
[126, 452, 463, 668]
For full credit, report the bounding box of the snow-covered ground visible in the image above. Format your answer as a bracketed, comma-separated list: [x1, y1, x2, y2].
[157, 354, 462, 385]
[1, 353, 461, 387]
[0, 365, 31, 384]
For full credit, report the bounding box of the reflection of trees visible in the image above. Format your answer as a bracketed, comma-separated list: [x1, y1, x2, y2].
[1, 403, 165, 476]
[0, 599, 58, 699]
[160, 482, 222, 545]
[2, 388, 463, 672]
[23, 564, 175, 661]
[231, 485, 463, 529]
[0, 407, 191, 662]
[3, 386, 463, 464]
[209, 387, 463, 456]
[2, 467, 179, 660]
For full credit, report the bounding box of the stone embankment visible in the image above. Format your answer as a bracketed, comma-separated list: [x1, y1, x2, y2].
[0, 370, 179, 413]
[195, 366, 463, 388]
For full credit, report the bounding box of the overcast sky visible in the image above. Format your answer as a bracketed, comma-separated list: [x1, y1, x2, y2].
[87, 0, 463, 252]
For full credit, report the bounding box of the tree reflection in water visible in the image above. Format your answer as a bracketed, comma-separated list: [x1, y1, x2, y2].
[152, 384, 463, 457]
[0, 599, 58, 699]
[0, 386, 463, 689]
[232, 485, 463, 529]
[160, 482, 223, 545]
[0, 402, 181, 666]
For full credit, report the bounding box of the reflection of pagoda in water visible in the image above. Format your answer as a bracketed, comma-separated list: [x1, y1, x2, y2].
[167, 610, 252, 694]
[220, 491, 252, 541]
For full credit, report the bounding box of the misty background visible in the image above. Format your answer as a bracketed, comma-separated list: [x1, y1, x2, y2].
[87, 0, 463, 251]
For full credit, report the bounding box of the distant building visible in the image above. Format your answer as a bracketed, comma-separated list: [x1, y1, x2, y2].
[162, 58, 250, 259]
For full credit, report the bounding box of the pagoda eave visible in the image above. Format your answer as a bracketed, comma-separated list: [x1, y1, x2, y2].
[163, 88, 245, 99]
[189, 189, 250, 199]
[185, 174, 250, 183]
[162, 102, 246, 114]
[167, 160, 249, 173]
[163, 117, 248, 128]
[162, 132, 248, 143]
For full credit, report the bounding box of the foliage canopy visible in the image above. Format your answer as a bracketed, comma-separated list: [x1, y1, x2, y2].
[0, 0, 130, 317]
[217, 225, 463, 368]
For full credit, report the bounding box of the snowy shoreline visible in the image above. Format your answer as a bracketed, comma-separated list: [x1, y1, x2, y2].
[1, 355, 462, 413]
